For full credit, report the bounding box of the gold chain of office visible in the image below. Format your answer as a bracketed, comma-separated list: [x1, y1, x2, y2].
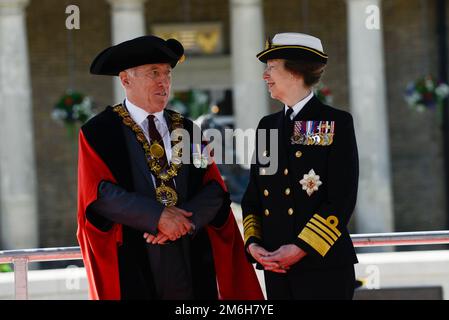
[113, 104, 184, 206]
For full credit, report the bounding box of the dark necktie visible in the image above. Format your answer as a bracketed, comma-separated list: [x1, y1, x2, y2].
[284, 108, 294, 146]
[147, 115, 176, 191]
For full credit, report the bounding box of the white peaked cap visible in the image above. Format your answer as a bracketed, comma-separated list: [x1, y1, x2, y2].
[256, 32, 328, 64]
[272, 33, 324, 52]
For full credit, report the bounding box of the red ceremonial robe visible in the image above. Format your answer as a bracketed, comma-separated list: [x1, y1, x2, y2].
[77, 128, 264, 300]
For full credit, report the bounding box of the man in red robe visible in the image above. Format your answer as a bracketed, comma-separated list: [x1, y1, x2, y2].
[77, 35, 263, 300]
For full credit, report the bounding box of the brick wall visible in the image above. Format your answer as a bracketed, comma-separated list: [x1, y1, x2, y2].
[383, 0, 446, 231]
[27, 0, 112, 247]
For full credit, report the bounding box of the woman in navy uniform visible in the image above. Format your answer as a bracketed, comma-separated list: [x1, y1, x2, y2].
[242, 32, 359, 299]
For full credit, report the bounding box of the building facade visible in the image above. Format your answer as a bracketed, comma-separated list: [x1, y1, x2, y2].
[0, 0, 447, 249]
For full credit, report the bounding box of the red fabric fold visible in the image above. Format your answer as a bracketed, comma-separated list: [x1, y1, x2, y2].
[77, 130, 122, 299]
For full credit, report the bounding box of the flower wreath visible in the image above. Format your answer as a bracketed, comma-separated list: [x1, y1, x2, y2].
[52, 90, 95, 125]
[404, 75, 449, 113]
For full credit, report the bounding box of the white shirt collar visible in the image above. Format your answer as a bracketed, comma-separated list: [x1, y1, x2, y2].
[284, 91, 314, 120]
[125, 98, 166, 126]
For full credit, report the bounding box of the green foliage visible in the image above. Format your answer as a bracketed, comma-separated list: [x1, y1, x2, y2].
[170, 89, 210, 119]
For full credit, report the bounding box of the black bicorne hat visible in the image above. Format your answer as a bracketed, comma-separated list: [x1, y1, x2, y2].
[90, 35, 185, 76]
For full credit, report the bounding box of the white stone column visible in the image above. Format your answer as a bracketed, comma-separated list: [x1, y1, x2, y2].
[230, 0, 268, 168]
[347, 0, 394, 233]
[107, 0, 147, 103]
[0, 0, 38, 249]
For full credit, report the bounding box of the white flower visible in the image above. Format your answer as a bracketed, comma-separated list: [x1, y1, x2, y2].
[82, 96, 92, 107]
[72, 103, 81, 119]
[80, 97, 94, 112]
[299, 169, 322, 196]
[72, 97, 94, 120]
[405, 96, 415, 106]
[436, 84, 449, 98]
[51, 109, 67, 121]
[425, 78, 435, 90]
[416, 104, 426, 112]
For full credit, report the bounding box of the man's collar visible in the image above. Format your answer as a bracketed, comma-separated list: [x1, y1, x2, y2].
[125, 98, 165, 125]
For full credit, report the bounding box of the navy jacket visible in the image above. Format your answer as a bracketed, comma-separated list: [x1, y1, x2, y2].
[242, 96, 359, 269]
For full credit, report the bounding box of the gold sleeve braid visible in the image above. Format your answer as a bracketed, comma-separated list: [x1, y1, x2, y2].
[243, 214, 262, 245]
[298, 214, 341, 257]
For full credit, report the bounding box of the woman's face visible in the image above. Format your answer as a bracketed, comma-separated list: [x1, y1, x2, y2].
[262, 59, 297, 104]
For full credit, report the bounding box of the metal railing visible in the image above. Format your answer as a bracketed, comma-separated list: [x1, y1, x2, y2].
[1, 230, 449, 300]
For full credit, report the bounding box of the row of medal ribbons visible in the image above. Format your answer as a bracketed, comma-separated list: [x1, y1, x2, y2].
[291, 120, 335, 146]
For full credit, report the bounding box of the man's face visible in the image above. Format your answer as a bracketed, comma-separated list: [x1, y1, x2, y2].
[262, 59, 296, 103]
[123, 63, 172, 113]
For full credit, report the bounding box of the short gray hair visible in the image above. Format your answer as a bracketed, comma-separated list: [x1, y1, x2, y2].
[124, 67, 137, 77]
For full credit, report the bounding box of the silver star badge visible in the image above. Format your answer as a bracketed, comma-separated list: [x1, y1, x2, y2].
[299, 169, 322, 196]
